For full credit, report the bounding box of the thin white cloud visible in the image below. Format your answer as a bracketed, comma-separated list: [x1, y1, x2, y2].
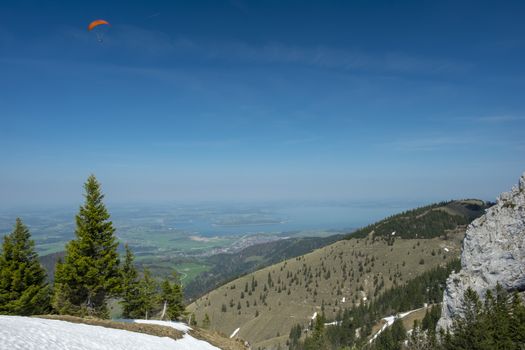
[384, 136, 475, 152]
[384, 133, 525, 152]
[154, 139, 241, 148]
[282, 136, 322, 145]
[476, 115, 525, 123]
[435, 115, 525, 125]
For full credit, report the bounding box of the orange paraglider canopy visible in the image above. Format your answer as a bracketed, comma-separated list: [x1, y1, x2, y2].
[88, 19, 110, 31]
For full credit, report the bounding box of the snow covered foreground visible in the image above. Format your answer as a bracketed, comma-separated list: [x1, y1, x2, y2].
[0, 316, 220, 350]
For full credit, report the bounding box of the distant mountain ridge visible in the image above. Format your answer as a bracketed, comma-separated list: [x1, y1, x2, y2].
[349, 199, 490, 240]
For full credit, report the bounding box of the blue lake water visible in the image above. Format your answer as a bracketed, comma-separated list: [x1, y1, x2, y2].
[141, 201, 422, 237]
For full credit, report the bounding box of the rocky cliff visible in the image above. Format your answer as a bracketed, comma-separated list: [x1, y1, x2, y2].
[437, 172, 525, 330]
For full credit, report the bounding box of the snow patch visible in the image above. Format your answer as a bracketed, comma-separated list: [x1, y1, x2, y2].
[369, 317, 395, 344]
[230, 327, 240, 338]
[368, 307, 426, 344]
[0, 316, 219, 350]
[129, 319, 192, 333]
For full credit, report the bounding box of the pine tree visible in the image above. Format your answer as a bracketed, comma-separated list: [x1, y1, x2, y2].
[202, 313, 210, 328]
[443, 285, 525, 350]
[446, 287, 486, 349]
[120, 244, 142, 318]
[491, 284, 513, 349]
[303, 314, 330, 350]
[288, 324, 303, 350]
[137, 268, 157, 319]
[390, 318, 407, 348]
[159, 273, 184, 320]
[509, 292, 525, 346]
[0, 218, 50, 315]
[421, 304, 441, 331]
[52, 175, 120, 318]
[375, 327, 396, 350]
[407, 320, 434, 350]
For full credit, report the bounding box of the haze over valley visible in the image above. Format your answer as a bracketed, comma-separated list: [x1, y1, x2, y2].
[0, 200, 418, 287]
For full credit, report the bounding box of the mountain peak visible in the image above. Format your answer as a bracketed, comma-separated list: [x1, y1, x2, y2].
[438, 172, 525, 330]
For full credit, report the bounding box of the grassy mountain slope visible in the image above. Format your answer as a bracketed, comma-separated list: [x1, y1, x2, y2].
[184, 234, 344, 301]
[187, 200, 489, 349]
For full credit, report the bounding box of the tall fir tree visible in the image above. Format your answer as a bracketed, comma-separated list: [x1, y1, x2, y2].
[159, 272, 185, 320]
[303, 314, 330, 350]
[52, 175, 120, 318]
[509, 291, 525, 346]
[445, 287, 487, 349]
[137, 268, 158, 319]
[120, 244, 142, 318]
[0, 218, 50, 315]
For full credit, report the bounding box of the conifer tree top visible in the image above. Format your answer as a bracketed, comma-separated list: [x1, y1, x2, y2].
[53, 175, 120, 318]
[0, 218, 49, 315]
[75, 174, 115, 242]
[5, 218, 38, 263]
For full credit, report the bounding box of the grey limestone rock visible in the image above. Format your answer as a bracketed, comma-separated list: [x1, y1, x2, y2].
[437, 172, 525, 330]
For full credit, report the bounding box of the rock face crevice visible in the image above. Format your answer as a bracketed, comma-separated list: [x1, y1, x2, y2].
[437, 172, 525, 330]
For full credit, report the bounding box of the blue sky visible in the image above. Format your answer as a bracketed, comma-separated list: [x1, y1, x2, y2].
[1, 0, 524, 207]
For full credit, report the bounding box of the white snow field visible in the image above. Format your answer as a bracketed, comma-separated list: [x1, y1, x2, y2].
[0, 316, 220, 350]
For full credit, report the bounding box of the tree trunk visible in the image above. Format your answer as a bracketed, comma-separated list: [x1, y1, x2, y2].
[161, 300, 167, 320]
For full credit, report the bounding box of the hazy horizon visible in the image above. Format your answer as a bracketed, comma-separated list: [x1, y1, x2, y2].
[0, 189, 502, 214]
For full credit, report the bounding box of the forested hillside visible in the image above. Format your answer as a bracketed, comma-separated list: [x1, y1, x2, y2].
[349, 200, 489, 240]
[291, 259, 460, 349]
[188, 200, 484, 349]
[184, 235, 344, 300]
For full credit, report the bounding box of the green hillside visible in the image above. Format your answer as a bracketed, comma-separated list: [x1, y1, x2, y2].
[187, 200, 489, 349]
[184, 234, 344, 301]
